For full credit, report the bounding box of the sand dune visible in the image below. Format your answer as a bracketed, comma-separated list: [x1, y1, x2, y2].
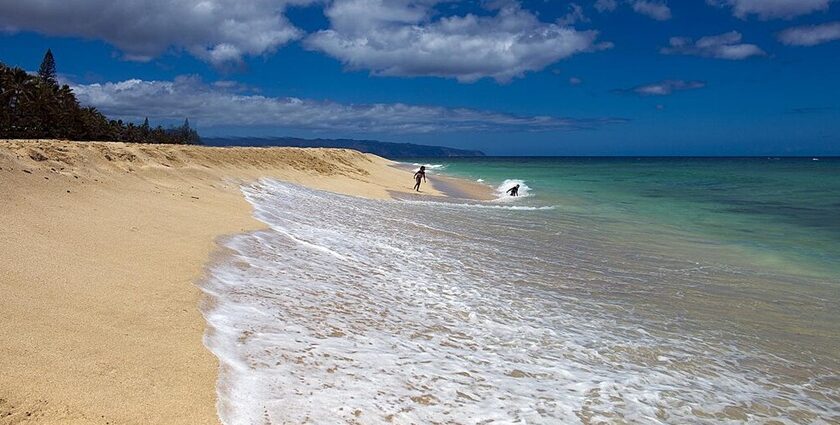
[0, 139, 449, 198]
[0, 140, 483, 424]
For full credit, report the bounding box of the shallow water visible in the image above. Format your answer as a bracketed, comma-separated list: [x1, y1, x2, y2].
[203, 173, 839, 424]
[411, 157, 840, 279]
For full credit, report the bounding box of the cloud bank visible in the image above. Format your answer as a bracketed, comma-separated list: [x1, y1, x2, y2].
[778, 21, 840, 46]
[661, 31, 765, 59]
[0, 0, 316, 65]
[707, 0, 835, 20]
[304, 0, 609, 83]
[71, 76, 625, 133]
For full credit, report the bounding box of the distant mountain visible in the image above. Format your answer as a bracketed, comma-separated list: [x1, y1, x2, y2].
[202, 137, 485, 158]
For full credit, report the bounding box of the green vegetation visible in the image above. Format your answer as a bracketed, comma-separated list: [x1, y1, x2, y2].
[203, 137, 485, 158]
[1, 50, 200, 144]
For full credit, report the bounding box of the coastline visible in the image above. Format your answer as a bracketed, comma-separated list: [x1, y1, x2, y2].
[389, 161, 496, 202]
[0, 140, 491, 423]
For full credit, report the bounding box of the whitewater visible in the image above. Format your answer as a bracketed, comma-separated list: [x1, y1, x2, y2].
[201, 179, 838, 424]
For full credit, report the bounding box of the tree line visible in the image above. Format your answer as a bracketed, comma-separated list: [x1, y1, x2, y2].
[0, 49, 200, 144]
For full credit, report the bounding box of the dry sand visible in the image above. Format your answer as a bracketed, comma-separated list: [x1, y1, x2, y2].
[0, 140, 490, 424]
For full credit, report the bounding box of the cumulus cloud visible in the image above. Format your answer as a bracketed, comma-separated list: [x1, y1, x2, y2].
[0, 0, 315, 65]
[631, 1, 672, 20]
[707, 0, 835, 20]
[71, 76, 625, 133]
[778, 21, 840, 46]
[569, 77, 583, 85]
[660, 31, 765, 59]
[615, 80, 706, 96]
[304, 0, 608, 83]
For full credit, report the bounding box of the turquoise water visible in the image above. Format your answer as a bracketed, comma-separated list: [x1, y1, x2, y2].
[410, 157, 840, 279]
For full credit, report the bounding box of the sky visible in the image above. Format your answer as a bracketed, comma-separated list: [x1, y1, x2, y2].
[1, 0, 839, 155]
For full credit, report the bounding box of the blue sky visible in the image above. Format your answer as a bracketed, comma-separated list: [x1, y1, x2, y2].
[1, 0, 839, 155]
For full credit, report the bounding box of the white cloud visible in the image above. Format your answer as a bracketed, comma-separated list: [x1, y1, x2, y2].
[71, 76, 624, 133]
[631, 1, 672, 20]
[593, 0, 671, 20]
[707, 0, 835, 20]
[617, 80, 706, 96]
[569, 77, 583, 85]
[0, 0, 315, 65]
[778, 21, 840, 46]
[661, 31, 765, 60]
[304, 0, 608, 83]
[594, 0, 618, 12]
[558, 3, 589, 26]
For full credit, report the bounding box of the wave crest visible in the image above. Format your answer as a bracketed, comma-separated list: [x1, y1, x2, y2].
[495, 179, 531, 201]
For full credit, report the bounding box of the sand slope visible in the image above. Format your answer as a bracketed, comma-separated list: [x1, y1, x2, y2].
[0, 140, 460, 424]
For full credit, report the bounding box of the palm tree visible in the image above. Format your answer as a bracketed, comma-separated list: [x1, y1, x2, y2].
[56, 84, 78, 108]
[6, 67, 36, 107]
[3, 67, 37, 136]
[32, 79, 60, 137]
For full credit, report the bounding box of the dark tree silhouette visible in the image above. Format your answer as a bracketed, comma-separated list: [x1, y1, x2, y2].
[1, 51, 200, 145]
[38, 49, 57, 86]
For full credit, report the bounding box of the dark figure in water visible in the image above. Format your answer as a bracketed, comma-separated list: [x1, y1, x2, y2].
[506, 184, 520, 196]
[414, 166, 427, 191]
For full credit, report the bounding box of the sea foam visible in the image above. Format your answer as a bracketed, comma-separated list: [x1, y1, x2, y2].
[410, 163, 446, 171]
[202, 179, 837, 425]
[494, 178, 532, 201]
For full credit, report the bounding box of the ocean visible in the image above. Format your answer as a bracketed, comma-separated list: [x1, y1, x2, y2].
[202, 157, 839, 424]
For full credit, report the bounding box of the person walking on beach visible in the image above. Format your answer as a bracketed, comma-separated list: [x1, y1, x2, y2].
[413, 166, 427, 192]
[506, 184, 520, 196]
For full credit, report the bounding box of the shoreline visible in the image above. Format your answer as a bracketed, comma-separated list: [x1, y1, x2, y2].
[390, 161, 497, 202]
[0, 139, 491, 423]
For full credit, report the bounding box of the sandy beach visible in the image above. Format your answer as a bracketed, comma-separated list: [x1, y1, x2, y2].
[0, 140, 490, 424]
